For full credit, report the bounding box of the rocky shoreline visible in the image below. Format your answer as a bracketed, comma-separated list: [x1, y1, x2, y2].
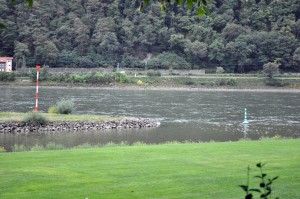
[0, 118, 161, 134]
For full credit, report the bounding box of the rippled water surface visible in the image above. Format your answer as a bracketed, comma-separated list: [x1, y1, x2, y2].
[1, 87, 299, 149]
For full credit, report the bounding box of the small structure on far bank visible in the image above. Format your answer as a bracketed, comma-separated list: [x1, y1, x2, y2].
[0, 57, 13, 72]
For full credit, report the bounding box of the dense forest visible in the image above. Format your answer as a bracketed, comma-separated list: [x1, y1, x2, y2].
[0, 0, 300, 72]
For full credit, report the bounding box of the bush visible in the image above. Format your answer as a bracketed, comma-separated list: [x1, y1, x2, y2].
[46, 142, 65, 150]
[0, 146, 6, 153]
[227, 78, 237, 86]
[12, 144, 28, 152]
[147, 71, 161, 77]
[147, 52, 191, 70]
[216, 67, 225, 74]
[55, 99, 75, 114]
[23, 112, 48, 126]
[184, 78, 196, 85]
[264, 79, 290, 87]
[90, 72, 113, 84]
[137, 80, 143, 85]
[121, 55, 142, 68]
[114, 72, 133, 83]
[0, 72, 15, 81]
[31, 144, 45, 151]
[48, 106, 57, 114]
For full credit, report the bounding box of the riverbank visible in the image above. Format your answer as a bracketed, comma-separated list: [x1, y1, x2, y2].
[2, 72, 300, 90]
[0, 139, 299, 198]
[0, 112, 160, 134]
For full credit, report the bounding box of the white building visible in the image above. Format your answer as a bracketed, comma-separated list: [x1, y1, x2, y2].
[0, 57, 13, 72]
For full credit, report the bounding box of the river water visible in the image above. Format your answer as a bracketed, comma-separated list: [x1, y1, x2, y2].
[0, 87, 300, 150]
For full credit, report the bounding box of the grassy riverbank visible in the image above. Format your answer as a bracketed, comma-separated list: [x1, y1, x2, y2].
[2, 73, 300, 89]
[0, 112, 122, 122]
[0, 140, 299, 199]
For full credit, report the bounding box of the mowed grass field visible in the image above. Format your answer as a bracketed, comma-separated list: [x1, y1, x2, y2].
[0, 140, 299, 199]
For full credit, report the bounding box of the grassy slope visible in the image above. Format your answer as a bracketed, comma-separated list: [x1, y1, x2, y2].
[0, 112, 123, 122]
[3, 74, 300, 89]
[0, 140, 299, 199]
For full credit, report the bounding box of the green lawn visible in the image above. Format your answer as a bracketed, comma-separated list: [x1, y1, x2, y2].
[0, 140, 299, 199]
[0, 112, 123, 122]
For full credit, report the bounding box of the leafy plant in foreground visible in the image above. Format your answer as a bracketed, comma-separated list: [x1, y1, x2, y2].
[240, 162, 279, 199]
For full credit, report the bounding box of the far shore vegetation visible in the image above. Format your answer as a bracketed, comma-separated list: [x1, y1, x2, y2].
[1, 70, 300, 89]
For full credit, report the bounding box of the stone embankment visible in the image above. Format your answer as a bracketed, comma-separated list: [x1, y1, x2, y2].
[0, 118, 160, 134]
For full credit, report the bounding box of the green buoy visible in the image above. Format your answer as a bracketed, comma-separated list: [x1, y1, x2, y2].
[243, 108, 249, 124]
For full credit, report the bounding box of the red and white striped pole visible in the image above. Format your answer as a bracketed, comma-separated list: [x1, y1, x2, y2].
[34, 65, 41, 112]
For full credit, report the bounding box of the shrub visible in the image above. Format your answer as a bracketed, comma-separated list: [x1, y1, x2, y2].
[147, 71, 161, 77]
[147, 52, 191, 70]
[121, 55, 142, 68]
[264, 79, 290, 87]
[73, 143, 93, 149]
[137, 80, 143, 85]
[55, 99, 75, 114]
[48, 106, 57, 114]
[0, 146, 6, 153]
[216, 67, 225, 74]
[90, 72, 113, 84]
[46, 142, 65, 150]
[114, 72, 133, 83]
[23, 112, 48, 126]
[31, 144, 45, 151]
[227, 78, 237, 86]
[0, 72, 15, 81]
[12, 144, 28, 152]
[184, 78, 196, 85]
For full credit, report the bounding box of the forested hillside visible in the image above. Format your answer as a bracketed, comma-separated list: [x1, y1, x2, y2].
[1, 0, 300, 72]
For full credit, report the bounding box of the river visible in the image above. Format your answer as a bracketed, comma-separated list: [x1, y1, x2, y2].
[0, 87, 300, 150]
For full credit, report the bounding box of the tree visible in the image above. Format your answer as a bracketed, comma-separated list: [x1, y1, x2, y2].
[263, 61, 280, 80]
[14, 41, 29, 68]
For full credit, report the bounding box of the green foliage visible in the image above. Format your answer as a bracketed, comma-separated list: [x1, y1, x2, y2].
[121, 55, 142, 68]
[31, 144, 45, 151]
[30, 66, 49, 82]
[264, 79, 290, 87]
[148, 52, 191, 70]
[55, 99, 75, 114]
[22, 112, 48, 126]
[147, 71, 162, 77]
[114, 72, 133, 83]
[216, 67, 225, 74]
[45, 142, 65, 150]
[47, 106, 57, 114]
[184, 78, 196, 85]
[239, 163, 279, 199]
[1, 0, 300, 73]
[73, 143, 93, 149]
[137, 80, 143, 85]
[217, 78, 237, 86]
[0, 146, 6, 153]
[12, 144, 27, 152]
[227, 78, 237, 86]
[0, 72, 15, 81]
[263, 62, 279, 80]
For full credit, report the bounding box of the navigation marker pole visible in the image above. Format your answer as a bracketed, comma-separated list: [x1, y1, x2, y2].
[34, 65, 41, 112]
[243, 108, 249, 124]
